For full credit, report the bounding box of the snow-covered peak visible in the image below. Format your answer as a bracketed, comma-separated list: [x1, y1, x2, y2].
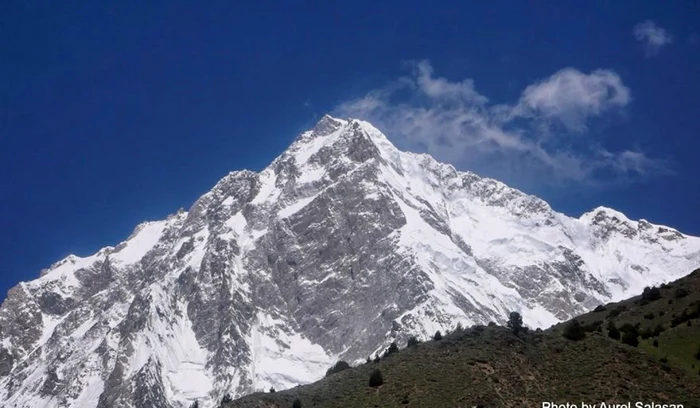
[311, 114, 348, 135]
[580, 206, 633, 224]
[283, 116, 552, 220]
[578, 205, 691, 246]
[110, 220, 169, 265]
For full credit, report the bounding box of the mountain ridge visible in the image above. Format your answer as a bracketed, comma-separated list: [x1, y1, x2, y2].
[1, 115, 699, 407]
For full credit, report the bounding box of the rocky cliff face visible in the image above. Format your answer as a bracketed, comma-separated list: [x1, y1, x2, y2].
[1, 115, 699, 407]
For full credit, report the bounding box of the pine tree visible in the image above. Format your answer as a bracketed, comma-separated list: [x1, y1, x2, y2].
[326, 360, 351, 376]
[562, 320, 586, 341]
[369, 369, 383, 387]
[641, 286, 662, 302]
[383, 341, 399, 357]
[607, 321, 621, 340]
[507, 311, 523, 334]
[621, 330, 639, 347]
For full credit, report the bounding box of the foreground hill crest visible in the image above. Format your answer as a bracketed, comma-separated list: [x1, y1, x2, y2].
[1, 115, 699, 407]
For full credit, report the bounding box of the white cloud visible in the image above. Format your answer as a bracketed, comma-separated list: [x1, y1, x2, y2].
[633, 21, 673, 57]
[608, 149, 672, 176]
[413, 60, 488, 104]
[513, 68, 631, 132]
[335, 60, 670, 187]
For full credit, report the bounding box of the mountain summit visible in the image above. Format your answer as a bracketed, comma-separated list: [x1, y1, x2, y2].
[1, 115, 699, 407]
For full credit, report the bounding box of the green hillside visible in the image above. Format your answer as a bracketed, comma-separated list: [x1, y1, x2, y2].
[551, 267, 700, 377]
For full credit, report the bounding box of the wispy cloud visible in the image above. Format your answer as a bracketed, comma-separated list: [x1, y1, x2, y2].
[512, 68, 631, 132]
[335, 60, 671, 187]
[633, 21, 673, 57]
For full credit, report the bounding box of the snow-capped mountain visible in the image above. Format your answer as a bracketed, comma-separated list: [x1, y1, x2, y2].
[1, 115, 699, 407]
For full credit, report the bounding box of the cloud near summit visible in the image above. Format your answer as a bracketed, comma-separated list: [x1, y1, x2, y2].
[335, 60, 669, 187]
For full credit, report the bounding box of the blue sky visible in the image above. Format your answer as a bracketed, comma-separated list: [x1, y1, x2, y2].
[2, 1, 699, 299]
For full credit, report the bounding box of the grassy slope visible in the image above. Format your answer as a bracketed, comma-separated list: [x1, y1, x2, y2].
[551, 268, 700, 376]
[226, 269, 700, 408]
